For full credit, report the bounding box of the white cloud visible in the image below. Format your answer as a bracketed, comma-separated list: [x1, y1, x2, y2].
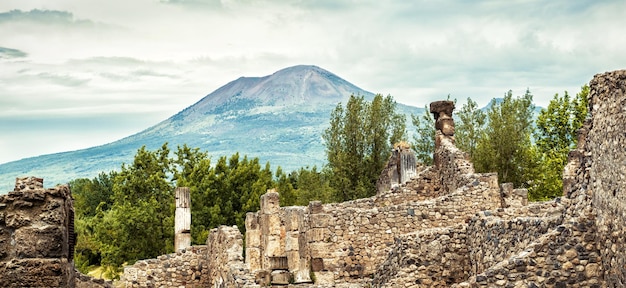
[0, 0, 625, 163]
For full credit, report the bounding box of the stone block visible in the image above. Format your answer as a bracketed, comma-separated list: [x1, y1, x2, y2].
[264, 235, 284, 257]
[271, 270, 292, 285]
[285, 231, 300, 252]
[260, 214, 282, 236]
[246, 229, 261, 248]
[313, 271, 335, 286]
[15, 226, 65, 258]
[269, 256, 288, 270]
[311, 258, 324, 272]
[309, 242, 333, 258]
[306, 228, 329, 242]
[260, 191, 280, 215]
[284, 207, 304, 231]
[286, 250, 300, 271]
[245, 212, 259, 230]
[293, 268, 313, 284]
[309, 214, 332, 228]
[308, 201, 323, 214]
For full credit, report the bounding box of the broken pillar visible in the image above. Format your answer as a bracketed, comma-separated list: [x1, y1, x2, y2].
[174, 187, 191, 251]
[430, 100, 456, 168]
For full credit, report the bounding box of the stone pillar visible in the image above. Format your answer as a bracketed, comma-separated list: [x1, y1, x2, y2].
[174, 187, 191, 251]
[430, 100, 456, 167]
[285, 206, 312, 283]
[245, 212, 262, 271]
[307, 201, 335, 286]
[0, 177, 76, 288]
[259, 189, 291, 285]
[376, 144, 417, 194]
[398, 147, 417, 184]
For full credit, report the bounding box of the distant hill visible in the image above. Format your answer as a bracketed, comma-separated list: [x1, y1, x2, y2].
[0, 65, 423, 192]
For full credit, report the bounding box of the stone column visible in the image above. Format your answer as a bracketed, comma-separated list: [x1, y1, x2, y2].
[398, 147, 417, 184]
[430, 100, 456, 168]
[174, 187, 191, 251]
[307, 201, 335, 286]
[259, 189, 291, 285]
[430, 100, 455, 147]
[245, 212, 262, 271]
[285, 206, 312, 283]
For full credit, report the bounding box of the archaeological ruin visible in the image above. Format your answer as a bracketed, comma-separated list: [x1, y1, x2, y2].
[1, 69, 626, 287]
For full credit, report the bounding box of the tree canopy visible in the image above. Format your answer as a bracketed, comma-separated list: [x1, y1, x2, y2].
[323, 94, 406, 201]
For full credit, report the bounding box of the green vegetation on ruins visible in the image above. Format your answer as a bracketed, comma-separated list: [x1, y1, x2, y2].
[71, 87, 588, 278]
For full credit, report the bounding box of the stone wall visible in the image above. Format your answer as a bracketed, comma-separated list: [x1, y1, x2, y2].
[466, 203, 564, 275]
[206, 225, 255, 287]
[0, 177, 76, 288]
[587, 70, 626, 286]
[75, 270, 113, 288]
[245, 128, 502, 286]
[373, 225, 469, 287]
[121, 246, 209, 287]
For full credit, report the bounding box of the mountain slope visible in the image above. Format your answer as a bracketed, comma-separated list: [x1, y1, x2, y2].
[0, 65, 423, 192]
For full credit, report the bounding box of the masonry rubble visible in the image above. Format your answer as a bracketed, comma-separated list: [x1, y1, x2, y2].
[4, 70, 626, 287]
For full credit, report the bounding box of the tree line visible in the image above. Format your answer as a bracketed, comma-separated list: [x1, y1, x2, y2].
[71, 90, 588, 277]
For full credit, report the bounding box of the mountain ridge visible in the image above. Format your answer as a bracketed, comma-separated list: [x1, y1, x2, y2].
[0, 65, 422, 192]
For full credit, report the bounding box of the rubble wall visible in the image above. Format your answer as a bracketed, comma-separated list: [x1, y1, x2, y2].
[455, 215, 603, 288]
[466, 203, 564, 275]
[121, 246, 209, 287]
[0, 177, 76, 288]
[206, 225, 255, 287]
[373, 225, 469, 287]
[321, 172, 499, 279]
[587, 70, 626, 286]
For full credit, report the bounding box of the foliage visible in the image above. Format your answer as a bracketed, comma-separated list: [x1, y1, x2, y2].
[411, 105, 435, 165]
[473, 90, 538, 187]
[455, 97, 486, 160]
[323, 94, 406, 201]
[72, 144, 284, 274]
[529, 85, 589, 200]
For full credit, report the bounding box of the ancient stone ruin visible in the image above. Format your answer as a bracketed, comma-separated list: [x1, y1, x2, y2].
[174, 187, 191, 251]
[2, 70, 626, 287]
[0, 177, 111, 288]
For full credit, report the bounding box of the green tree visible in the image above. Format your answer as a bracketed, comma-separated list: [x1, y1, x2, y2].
[290, 166, 334, 205]
[411, 106, 435, 165]
[474, 90, 538, 187]
[96, 144, 175, 270]
[530, 85, 589, 200]
[71, 171, 117, 218]
[455, 97, 486, 160]
[323, 94, 406, 201]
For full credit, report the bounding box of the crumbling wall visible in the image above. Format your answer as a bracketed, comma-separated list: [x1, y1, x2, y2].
[455, 218, 603, 288]
[206, 225, 256, 287]
[376, 145, 418, 195]
[75, 270, 113, 288]
[0, 177, 76, 288]
[121, 246, 209, 287]
[373, 225, 469, 287]
[466, 202, 565, 275]
[587, 70, 626, 286]
[246, 173, 500, 286]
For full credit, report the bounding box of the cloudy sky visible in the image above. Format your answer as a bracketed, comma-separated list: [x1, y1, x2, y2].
[0, 0, 624, 165]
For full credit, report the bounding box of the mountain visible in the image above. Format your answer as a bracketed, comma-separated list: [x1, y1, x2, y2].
[0, 65, 423, 192]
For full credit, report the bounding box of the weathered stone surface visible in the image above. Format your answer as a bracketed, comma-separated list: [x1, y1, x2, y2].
[0, 178, 75, 288]
[271, 269, 292, 285]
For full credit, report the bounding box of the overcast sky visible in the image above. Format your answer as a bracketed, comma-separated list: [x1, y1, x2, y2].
[1, 0, 624, 165]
